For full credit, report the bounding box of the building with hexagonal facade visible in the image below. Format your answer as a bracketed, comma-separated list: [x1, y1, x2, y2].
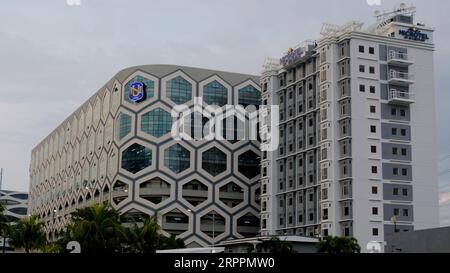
[28, 65, 261, 247]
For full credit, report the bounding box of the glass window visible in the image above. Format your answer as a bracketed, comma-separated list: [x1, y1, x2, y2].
[239, 85, 261, 108]
[164, 144, 190, 174]
[116, 113, 131, 140]
[183, 112, 210, 140]
[9, 207, 28, 215]
[372, 228, 378, 236]
[372, 207, 378, 215]
[121, 143, 152, 174]
[402, 168, 408, 176]
[402, 188, 408, 196]
[141, 108, 172, 137]
[10, 194, 28, 200]
[202, 147, 227, 176]
[238, 150, 260, 179]
[167, 76, 192, 104]
[372, 186, 378, 194]
[124, 75, 155, 104]
[204, 80, 228, 106]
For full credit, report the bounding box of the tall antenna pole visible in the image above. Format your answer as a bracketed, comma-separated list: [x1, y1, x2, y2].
[0, 168, 3, 191]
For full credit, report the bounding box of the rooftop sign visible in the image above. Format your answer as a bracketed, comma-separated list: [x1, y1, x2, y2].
[280, 47, 303, 67]
[399, 27, 429, 42]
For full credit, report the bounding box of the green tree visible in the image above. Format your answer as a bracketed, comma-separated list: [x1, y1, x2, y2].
[124, 214, 185, 253]
[40, 241, 61, 253]
[8, 215, 45, 253]
[63, 203, 126, 254]
[159, 234, 186, 250]
[125, 214, 161, 253]
[316, 236, 361, 253]
[0, 204, 10, 251]
[259, 237, 297, 253]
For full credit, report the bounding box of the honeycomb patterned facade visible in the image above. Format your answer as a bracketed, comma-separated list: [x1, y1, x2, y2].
[28, 65, 261, 247]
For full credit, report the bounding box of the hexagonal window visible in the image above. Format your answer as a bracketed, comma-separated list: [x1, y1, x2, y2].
[162, 209, 189, 236]
[222, 116, 245, 144]
[164, 144, 190, 174]
[238, 85, 261, 108]
[183, 112, 210, 140]
[182, 180, 209, 207]
[141, 108, 173, 137]
[116, 113, 132, 141]
[200, 211, 225, 238]
[167, 76, 192, 104]
[124, 75, 155, 104]
[238, 150, 260, 179]
[139, 178, 170, 205]
[202, 147, 226, 176]
[112, 180, 129, 205]
[204, 80, 228, 106]
[237, 213, 260, 238]
[121, 143, 152, 174]
[219, 182, 244, 208]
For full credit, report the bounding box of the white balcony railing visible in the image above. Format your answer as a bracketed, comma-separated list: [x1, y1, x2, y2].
[388, 51, 409, 61]
[389, 70, 414, 82]
[388, 89, 415, 105]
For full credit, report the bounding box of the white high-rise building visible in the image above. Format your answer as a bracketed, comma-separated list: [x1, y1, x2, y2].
[259, 4, 439, 252]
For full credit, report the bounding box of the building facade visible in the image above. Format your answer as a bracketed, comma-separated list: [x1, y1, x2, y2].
[28, 65, 262, 247]
[0, 190, 29, 251]
[0, 190, 28, 223]
[260, 5, 439, 252]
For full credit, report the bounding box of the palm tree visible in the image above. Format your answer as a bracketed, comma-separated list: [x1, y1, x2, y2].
[125, 214, 162, 253]
[64, 203, 126, 254]
[316, 236, 361, 253]
[159, 234, 186, 250]
[8, 215, 45, 253]
[124, 214, 185, 253]
[259, 237, 297, 253]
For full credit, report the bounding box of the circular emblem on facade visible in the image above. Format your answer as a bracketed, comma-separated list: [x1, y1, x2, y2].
[129, 81, 145, 102]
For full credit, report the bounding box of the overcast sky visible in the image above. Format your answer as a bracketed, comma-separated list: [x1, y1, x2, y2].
[1, 0, 450, 225]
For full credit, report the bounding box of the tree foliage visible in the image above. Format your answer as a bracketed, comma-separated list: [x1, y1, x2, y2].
[7, 216, 45, 253]
[316, 236, 361, 253]
[62, 203, 126, 254]
[259, 237, 297, 253]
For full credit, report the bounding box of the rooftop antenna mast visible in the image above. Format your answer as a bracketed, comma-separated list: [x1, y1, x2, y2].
[374, 2, 416, 21]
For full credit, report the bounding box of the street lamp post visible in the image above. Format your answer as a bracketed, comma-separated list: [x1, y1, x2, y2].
[212, 211, 216, 251]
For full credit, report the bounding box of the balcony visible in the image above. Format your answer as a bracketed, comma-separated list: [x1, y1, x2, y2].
[388, 89, 415, 105]
[388, 71, 414, 86]
[388, 51, 413, 66]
